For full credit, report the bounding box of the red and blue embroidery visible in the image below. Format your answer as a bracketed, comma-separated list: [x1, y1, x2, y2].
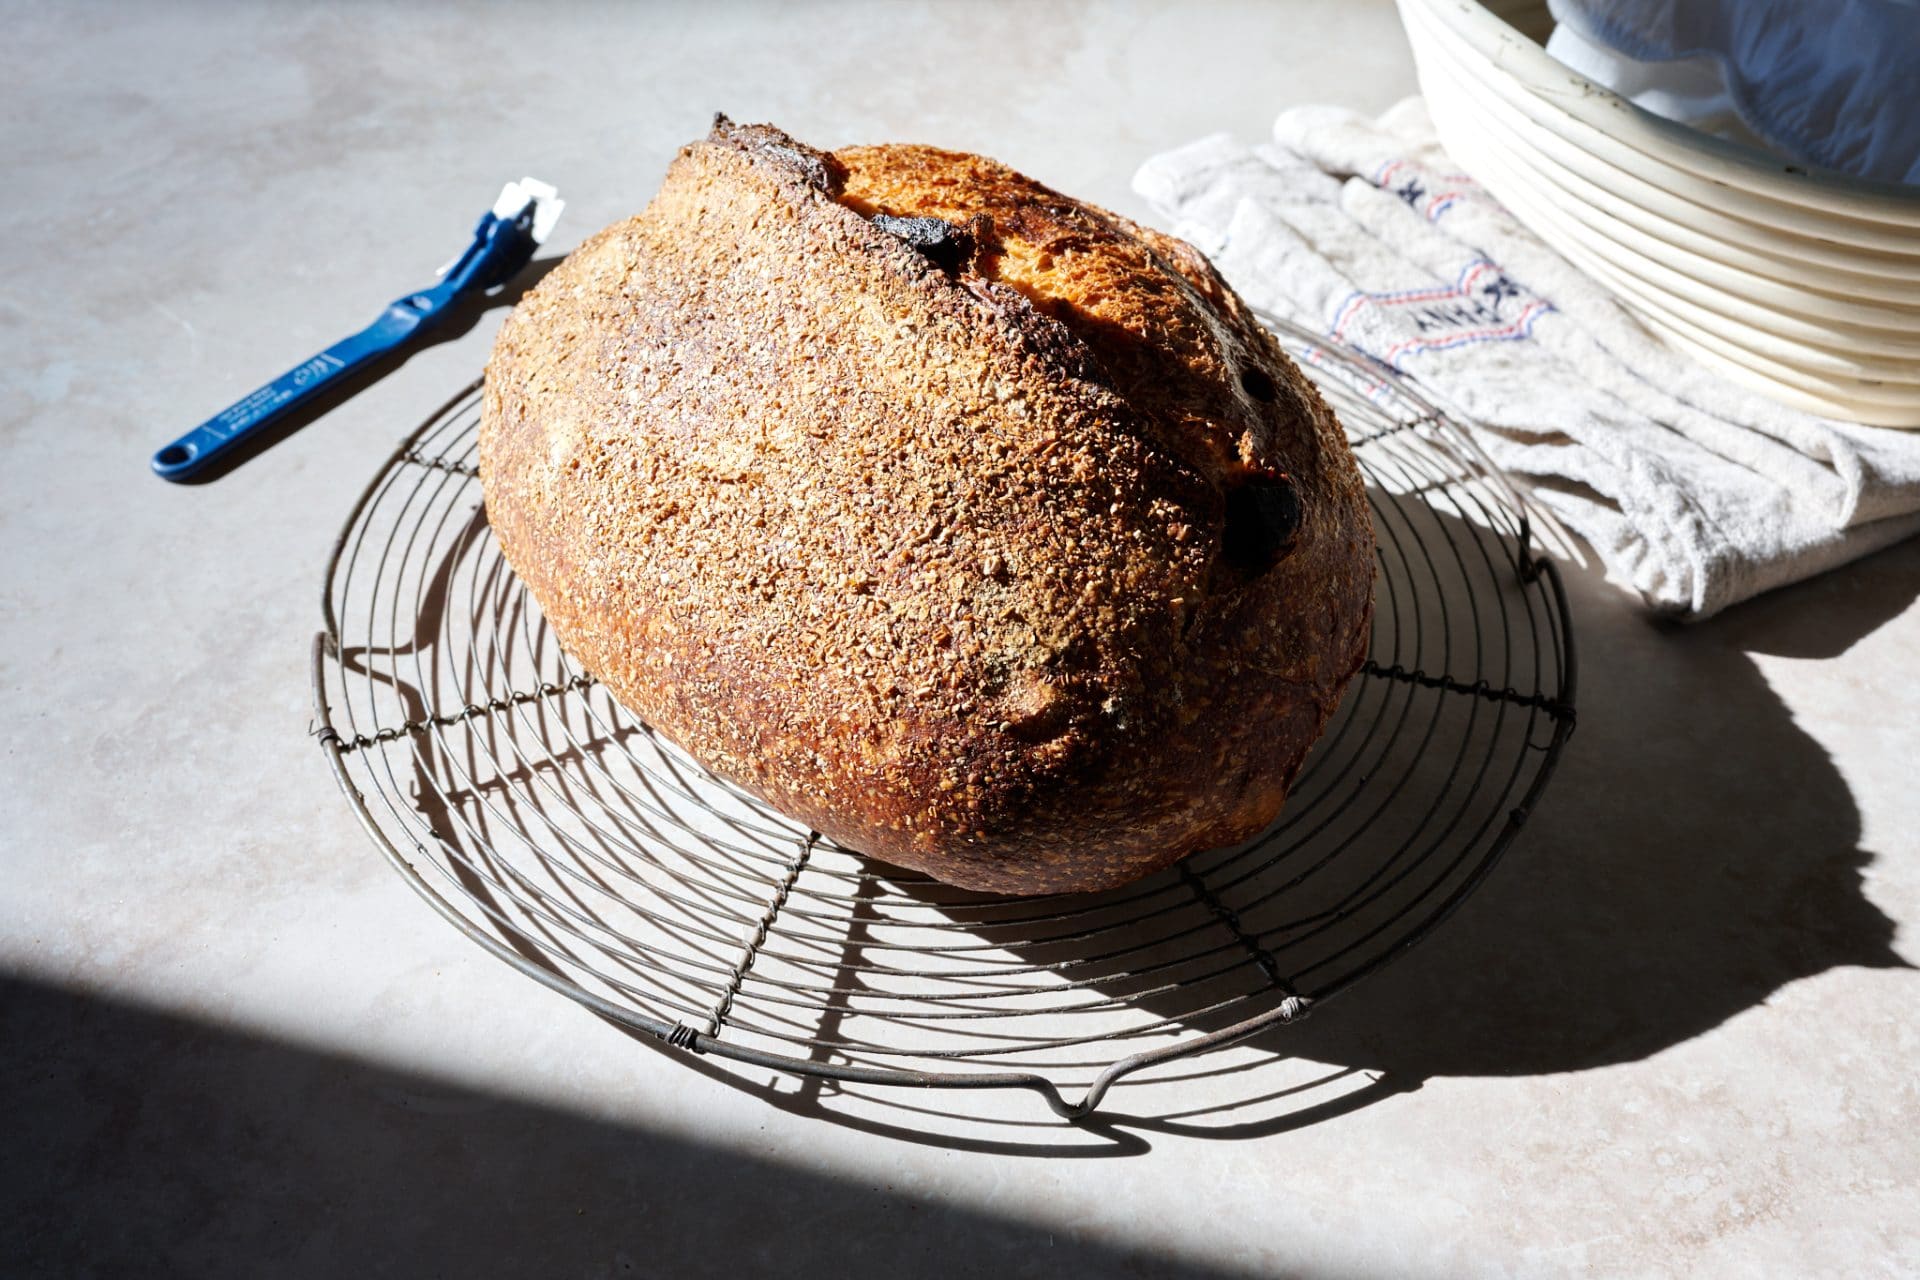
[1378, 297, 1551, 366]
[1321, 165, 1555, 370]
[1374, 159, 1482, 223]
[1330, 256, 1503, 341]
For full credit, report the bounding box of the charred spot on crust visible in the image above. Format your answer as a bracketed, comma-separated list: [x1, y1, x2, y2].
[710, 113, 845, 195]
[1221, 472, 1302, 574]
[1240, 366, 1278, 403]
[872, 213, 976, 272]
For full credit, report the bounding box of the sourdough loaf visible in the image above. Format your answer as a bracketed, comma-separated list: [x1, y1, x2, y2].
[478, 119, 1375, 894]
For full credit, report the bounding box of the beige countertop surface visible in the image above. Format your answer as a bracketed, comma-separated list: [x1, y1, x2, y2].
[3, 2, 1916, 1276]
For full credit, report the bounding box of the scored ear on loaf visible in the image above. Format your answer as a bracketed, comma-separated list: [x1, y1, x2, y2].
[478, 117, 1375, 895]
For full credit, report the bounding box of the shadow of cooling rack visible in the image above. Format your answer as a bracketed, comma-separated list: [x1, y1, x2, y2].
[310, 313, 1577, 1123]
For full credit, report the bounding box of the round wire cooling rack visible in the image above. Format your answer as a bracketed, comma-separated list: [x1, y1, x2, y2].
[311, 312, 1577, 1122]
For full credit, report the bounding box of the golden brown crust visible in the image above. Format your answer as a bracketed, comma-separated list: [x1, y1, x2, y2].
[478, 119, 1374, 894]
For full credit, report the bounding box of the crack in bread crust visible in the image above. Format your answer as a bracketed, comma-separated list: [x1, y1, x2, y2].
[479, 120, 1375, 894]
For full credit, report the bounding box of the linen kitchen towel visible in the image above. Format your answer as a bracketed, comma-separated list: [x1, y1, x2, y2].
[1134, 99, 1920, 617]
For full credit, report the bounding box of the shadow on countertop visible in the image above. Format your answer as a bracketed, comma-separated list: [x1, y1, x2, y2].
[1253, 544, 1914, 1083]
[1680, 533, 1920, 661]
[0, 975, 1310, 1280]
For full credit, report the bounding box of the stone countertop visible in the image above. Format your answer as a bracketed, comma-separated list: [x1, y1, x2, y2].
[3, 2, 1915, 1276]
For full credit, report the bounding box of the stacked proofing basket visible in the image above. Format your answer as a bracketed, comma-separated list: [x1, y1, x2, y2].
[1396, 0, 1920, 428]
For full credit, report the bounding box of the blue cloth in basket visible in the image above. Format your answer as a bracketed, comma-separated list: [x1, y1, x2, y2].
[1546, 0, 1920, 185]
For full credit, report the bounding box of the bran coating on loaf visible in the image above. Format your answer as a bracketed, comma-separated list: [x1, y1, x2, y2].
[478, 119, 1375, 894]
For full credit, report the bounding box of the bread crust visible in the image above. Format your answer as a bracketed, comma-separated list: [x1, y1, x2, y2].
[479, 119, 1374, 894]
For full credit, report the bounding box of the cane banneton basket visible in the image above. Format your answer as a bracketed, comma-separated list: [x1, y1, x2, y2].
[312, 313, 1576, 1121]
[1400, 0, 1920, 427]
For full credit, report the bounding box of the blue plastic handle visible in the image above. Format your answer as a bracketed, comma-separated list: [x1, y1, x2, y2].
[152, 202, 543, 483]
[150, 295, 445, 481]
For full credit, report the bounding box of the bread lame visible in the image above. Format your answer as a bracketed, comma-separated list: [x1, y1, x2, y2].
[150, 178, 563, 483]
